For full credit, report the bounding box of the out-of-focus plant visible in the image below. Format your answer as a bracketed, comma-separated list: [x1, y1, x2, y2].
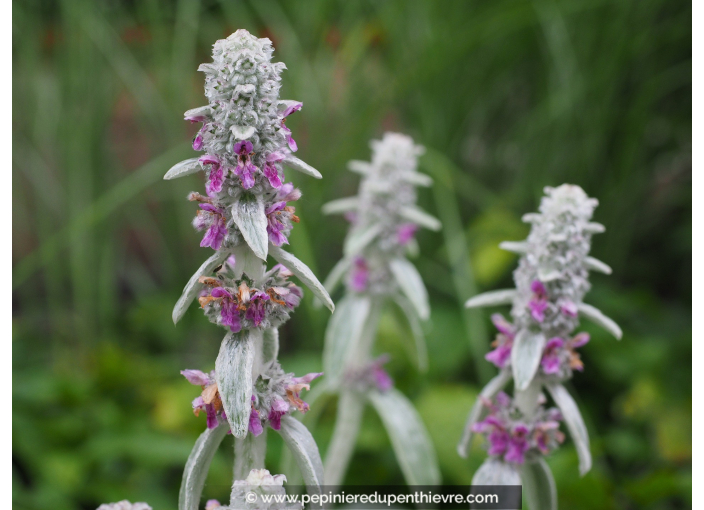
[98, 29, 335, 509]
[317, 133, 441, 486]
[459, 185, 622, 509]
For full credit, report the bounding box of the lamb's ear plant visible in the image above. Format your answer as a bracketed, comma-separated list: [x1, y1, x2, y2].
[458, 185, 622, 509]
[162, 29, 333, 509]
[317, 132, 441, 486]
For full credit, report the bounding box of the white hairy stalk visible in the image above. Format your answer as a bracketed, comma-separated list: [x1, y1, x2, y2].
[161, 29, 332, 510]
[460, 184, 622, 510]
[320, 133, 441, 487]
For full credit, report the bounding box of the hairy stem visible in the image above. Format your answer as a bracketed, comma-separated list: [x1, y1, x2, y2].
[233, 428, 268, 482]
[514, 377, 542, 420]
[323, 390, 366, 486]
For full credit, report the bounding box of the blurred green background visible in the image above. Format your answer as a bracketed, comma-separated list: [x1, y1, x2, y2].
[12, 0, 691, 508]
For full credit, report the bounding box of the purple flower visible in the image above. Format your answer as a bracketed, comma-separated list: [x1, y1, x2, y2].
[263, 152, 285, 188]
[233, 140, 258, 189]
[397, 223, 418, 245]
[193, 129, 204, 150]
[186, 112, 208, 123]
[200, 155, 225, 194]
[348, 256, 369, 292]
[485, 314, 515, 369]
[211, 287, 242, 332]
[185, 370, 224, 430]
[540, 332, 590, 374]
[534, 419, 564, 453]
[205, 500, 221, 510]
[197, 204, 227, 250]
[472, 414, 510, 456]
[283, 285, 302, 309]
[280, 102, 302, 152]
[249, 396, 264, 437]
[560, 299, 578, 318]
[265, 201, 289, 246]
[473, 392, 565, 464]
[566, 332, 590, 371]
[181, 369, 214, 386]
[344, 211, 358, 224]
[276, 182, 302, 203]
[485, 345, 512, 368]
[285, 372, 323, 412]
[504, 424, 530, 464]
[346, 355, 393, 392]
[267, 397, 290, 430]
[528, 280, 549, 322]
[245, 291, 269, 327]
[541, 337, 565, 375]
[372, 364, 393, 392]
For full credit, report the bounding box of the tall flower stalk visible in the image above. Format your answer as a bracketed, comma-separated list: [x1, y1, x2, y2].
[164, 30, 334, 509]
[458, 185, 622, 509]
[317, 132, 441, 486]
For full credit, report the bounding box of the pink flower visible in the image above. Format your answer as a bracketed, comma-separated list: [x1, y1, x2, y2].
[528, 280, 549, 322]
[484, 314, 516, 369]
[540, 337, 565, 375]
[285, 372, 323, 412]
[280, 102, 302, 152]
[263, 151, 285, 188]
[195, 203, 227, 250]
[233, 140, 258, 189]
[245, 291, 270, 327]
[348, 256, 369, 292]
[211, 287, 241, 332]
[267, 398, 290, 430]
[397, 223, 418, 245]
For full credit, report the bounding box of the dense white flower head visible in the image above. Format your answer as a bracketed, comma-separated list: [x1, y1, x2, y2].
[511, 184, 600, 337]
[97, 502, 151, 510]
[228, 468, 302, 510]
[324, 132, 439, 296]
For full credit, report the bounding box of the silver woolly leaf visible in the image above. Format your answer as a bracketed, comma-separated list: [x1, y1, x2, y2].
[269, 244, 335, 312]
[343, 223, 383, 256]
[231, 193, 268, 260]
[499, 240, 528, 254]
[323, 391, 366, 486]
[178, 421, 229, 510]
[368, 388, 441, 485]
[164, 158, 202, 180]
[347, 160, 372, 175]
[547, 382, 592, 476]
[216, 330, 259, 438]
[398, 205, 441, 231]
[172, 250, 231, 324]
[585, 256, 613, 274]
[323, 295, 371, 387]
[278, 416, 324, 492]
[457, 369, 513, 458]
[521, 458, 558, 510]
[321, 197, 359, 215]
[511, 329, 546, 391]
[472, 458, 522, 486]
[262, 328, 279, 367]
[578, 302, 622, 339]
[282, 155, 323, 179]
[392, 294, 428, 372]
[389, 258, 430, 321]
[465, 289, 518, 309]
